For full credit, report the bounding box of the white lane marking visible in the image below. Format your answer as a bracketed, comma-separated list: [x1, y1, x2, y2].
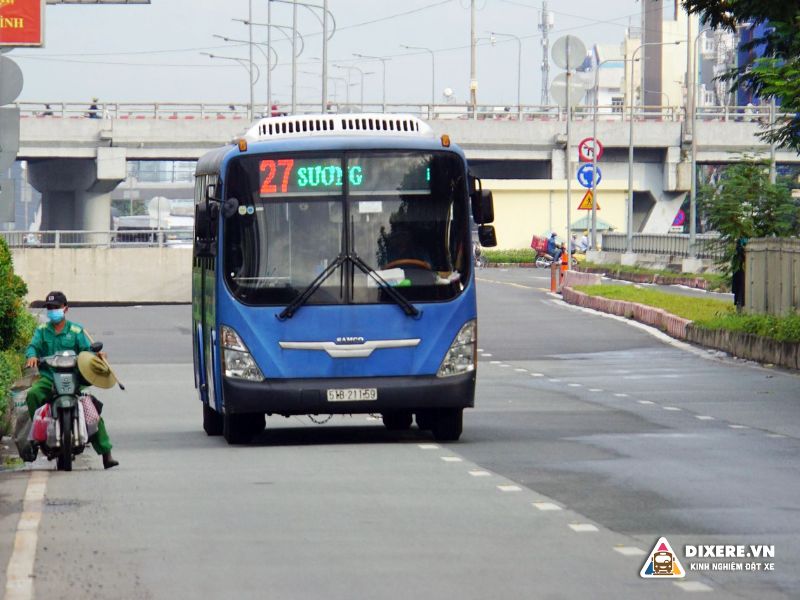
[729, 424, 749, 430]
[440, 456, 463, 463]
[613, 546, 647, 556]
[530, 373, 544, 377]
[588, 388, 603, 392]
[418, 444, 440, 450]
[673, 581, 714, 592]
[514, 368, 528, 373]
[548, 378, 562, 383]
[637, 400, 655, 405]
[499, 364, 511, 368]
[532, 502, 563, 511]
[568, 383, 582, 388]
[497, 485, 522, 492]
[568, 523, 599, 533]
[481, 353, 493, 357]
[767, 433, 787, 438]
[614, 393, 629, 398]
[663, 406, 682, 411]
[4, 470, 48, 600]
[490, 360, 501, 365]
[477, 348, 484, 352]
[469, 470, 491, 477]
[695, 416, 715, 421]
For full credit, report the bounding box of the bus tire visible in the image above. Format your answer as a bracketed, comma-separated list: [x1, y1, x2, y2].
[223, 412, 263, 445]
[432, 408, 463, 442]
[382, 411, 412, 431]
[203, 403, 223, 436]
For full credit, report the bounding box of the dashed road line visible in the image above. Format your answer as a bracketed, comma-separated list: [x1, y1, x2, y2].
[4, 471, 48, 600]
[729, 424, 749, 430]
[613, 393, 629, 398]
[637, 400, 655, 405]
[568, 523, 599, 533]
[497, 485, 522, 493]
[663, 406, 682, 411]
[695, 416, 715, 421]
[613, 546, 646, 556]
[588, 388, 603, 392]
[532, 502, 563, 511]
[418, 444, 440, 450]
[469, 470, 492, 477]
[440, 456, 463, 463]
[568, 383, 582, 388]
[673, 581, 714, 592]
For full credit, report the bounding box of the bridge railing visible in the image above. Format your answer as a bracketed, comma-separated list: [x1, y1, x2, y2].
[2, 229, 193, 249]
[14, 101, 779, 123]
[601, 232, 724, 260]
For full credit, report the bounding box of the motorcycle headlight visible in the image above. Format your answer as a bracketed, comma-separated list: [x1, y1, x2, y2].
[437, 320, 477, 378]
[221, 325, 264, 382]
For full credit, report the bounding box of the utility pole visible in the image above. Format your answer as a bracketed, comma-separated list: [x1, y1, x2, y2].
[539, 1, 553, 105]
[470, 0, 477, 114]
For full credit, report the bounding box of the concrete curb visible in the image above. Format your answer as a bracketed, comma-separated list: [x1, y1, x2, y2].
[561, 285, 798, 371]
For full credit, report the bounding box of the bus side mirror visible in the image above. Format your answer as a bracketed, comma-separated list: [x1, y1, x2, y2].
[478, 225, 497, 248]
[471, 189, 494, 224]
[194, 200, 219, 258]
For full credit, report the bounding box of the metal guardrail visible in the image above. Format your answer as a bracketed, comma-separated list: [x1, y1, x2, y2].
[601, 232, 724, 260]
[2, 229, 193, 249]
[13, 101, 782, 123]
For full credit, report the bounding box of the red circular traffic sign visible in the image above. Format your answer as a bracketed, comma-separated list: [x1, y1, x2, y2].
[578, 137, 604, 162]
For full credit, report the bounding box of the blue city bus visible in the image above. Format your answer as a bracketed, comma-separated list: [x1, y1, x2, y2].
[192, 114, 496, 444]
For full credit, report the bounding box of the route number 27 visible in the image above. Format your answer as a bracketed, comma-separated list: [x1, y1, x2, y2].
[260, 159, 295, 194]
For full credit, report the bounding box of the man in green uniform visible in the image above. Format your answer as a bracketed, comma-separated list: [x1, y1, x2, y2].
[25, 291, 119, 469]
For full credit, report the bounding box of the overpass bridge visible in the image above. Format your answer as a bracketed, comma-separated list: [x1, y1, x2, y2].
[15, 101, 800, 234]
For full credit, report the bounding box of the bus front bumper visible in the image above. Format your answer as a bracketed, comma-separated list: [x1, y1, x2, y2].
[222, 372, 475, 416]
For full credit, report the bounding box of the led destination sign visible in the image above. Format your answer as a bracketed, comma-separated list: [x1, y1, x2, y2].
[256, 155, 431, 197]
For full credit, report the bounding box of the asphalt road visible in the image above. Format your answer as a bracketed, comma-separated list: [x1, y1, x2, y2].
[1, 269, 798, 599]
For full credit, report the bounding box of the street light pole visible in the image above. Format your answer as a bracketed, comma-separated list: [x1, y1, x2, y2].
[213, 34, 278, 112]
[627, 40, 684, 254]
[401, 44, 435, 118]
[469, 0, 477, 116]
[490, 32, 522, 119]
[354, 53, 389, 113]
[248, 0, 254, 120]
[690, 28, 711, 259]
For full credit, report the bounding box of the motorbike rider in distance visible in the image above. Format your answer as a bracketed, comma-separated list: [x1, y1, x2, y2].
[25, 291, 119, 469]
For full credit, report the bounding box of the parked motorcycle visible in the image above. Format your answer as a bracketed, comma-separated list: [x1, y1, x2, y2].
[34, 343, 105, 471]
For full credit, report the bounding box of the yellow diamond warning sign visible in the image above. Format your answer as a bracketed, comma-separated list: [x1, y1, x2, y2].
[578, 190, 599, 210]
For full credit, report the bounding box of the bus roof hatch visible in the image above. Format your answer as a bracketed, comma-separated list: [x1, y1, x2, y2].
[244, 113, 435, 142]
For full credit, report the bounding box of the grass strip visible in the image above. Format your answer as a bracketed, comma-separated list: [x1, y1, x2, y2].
[694, 313, 800, 343]
[573, 284, 734, 322]
[482, 248, 537, 263]
[581, 261, 729, 291]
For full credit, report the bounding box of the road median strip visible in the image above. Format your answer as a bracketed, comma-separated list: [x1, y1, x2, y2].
[560, 272, 800, 371]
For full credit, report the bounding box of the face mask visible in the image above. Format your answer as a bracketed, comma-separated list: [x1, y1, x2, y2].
[47, 309, 65, 323]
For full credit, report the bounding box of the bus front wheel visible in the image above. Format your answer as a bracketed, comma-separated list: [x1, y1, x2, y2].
[432, 408, 463, 442]
[223, 412, 265, 445]
[203, 403, 223, 436]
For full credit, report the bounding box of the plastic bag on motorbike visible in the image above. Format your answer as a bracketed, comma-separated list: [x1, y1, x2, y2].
[30, 404, 51, 443]
[76, 401, 90, 445]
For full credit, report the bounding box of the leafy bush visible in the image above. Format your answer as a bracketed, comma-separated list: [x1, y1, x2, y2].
[482, 248, 537, 263]
[0, 238, 34, 437]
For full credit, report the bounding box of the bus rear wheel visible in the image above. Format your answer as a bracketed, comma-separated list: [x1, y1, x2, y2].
[382, 411, 412, 431]
[432, 408, 463, 442]
[223, 412, 265, 445]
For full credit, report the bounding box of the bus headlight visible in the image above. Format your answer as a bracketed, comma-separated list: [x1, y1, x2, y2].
[221, 325, 265, 382]
[436, 320, 477, 378]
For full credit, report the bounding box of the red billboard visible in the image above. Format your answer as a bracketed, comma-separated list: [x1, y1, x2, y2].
[0, 0, 44, 47]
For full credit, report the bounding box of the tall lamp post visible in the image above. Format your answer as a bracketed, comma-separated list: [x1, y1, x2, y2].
[400, 44, 435, 118]
[201, 53, 262, 113]
[490, 31, 522, 119]
[353, 53, 390, 113]
[270, 0, 336, 113]
[335, 65, 372, 111]
[689, 28, 711, 259]
[213, 34, 278, 113]
[627, 40, 684, 253]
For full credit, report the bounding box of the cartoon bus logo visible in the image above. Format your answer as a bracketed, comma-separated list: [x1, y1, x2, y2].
[653, 551, 674, 575]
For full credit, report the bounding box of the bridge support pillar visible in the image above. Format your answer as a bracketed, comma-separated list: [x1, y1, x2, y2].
[28, 148, 127, 231]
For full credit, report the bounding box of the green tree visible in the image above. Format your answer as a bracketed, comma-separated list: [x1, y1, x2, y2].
[698, 160, 800, 274]
[682, 0, 800, 151]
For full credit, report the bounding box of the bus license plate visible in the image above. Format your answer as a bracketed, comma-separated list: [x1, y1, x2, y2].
[326, 388, 378, 402]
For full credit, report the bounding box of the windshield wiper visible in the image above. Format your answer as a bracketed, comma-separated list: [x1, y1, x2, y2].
[277, 254, 346, 320]
[349, 254, 421, 318]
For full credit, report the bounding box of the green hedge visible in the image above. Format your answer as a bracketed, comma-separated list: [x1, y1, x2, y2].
[0, 238, 35, 437]
[481, 248, 538, 263]
[581, 262, 729, 292]
[694, 313, 800, 343]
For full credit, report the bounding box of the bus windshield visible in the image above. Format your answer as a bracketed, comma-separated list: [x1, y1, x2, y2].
[223, 151, 470, 306]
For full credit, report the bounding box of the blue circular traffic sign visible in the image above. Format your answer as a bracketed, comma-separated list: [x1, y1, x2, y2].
[576, 163, 602, 189]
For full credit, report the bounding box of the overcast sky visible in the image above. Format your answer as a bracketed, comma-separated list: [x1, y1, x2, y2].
[11, 0, 644, 108]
